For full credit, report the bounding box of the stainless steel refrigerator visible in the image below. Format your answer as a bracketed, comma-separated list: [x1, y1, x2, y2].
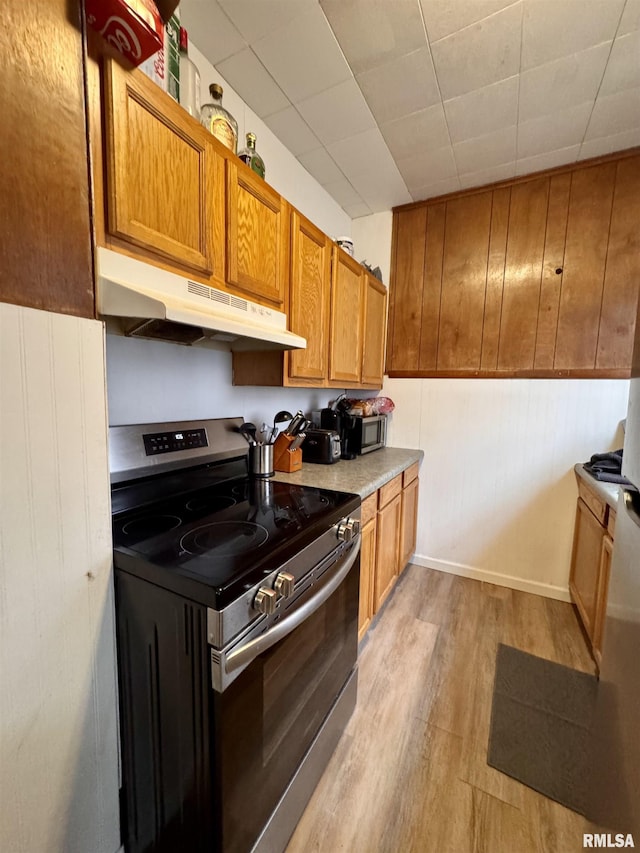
[588, 297, 640, 835]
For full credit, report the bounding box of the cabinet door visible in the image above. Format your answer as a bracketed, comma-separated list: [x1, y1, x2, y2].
[329, 249, 364, 385]
[361, 274, 387, 387]
[374, 494, 401, 613]
[592, 534, 613, 665]
[103, 58, 221, 276]
[399, 477, 419, 572]
[570, 498, 606, 643]
[226, 160, 288, 307]
[358, 517, 377, 642]
[288, 211, 331, 382]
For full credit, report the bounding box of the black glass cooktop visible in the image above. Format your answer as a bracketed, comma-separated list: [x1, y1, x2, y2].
[111, 464, 359, 608]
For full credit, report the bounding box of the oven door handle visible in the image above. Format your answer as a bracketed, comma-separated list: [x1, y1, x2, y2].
[225, 536, 361, 674]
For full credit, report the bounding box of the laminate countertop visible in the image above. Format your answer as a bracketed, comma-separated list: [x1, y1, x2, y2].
[574, 463, 620, 511]
[273, 447, 423, 499]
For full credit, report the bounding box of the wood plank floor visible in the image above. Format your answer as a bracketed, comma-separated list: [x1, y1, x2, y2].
[286, 565, 595, 853]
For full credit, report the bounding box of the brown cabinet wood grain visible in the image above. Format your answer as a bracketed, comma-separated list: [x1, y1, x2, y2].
[388, 150, 640, 379]
[570, 476, 616, 668]
[361, 274, 387, 387]
[374, 492, 401, 612]
[103, 58, 223, 279]
[0, 0, 94, 318]
[400, 476, 419, 571]
[329, 249, 364, 386]
[358, 514, 377, 642]
[287, 211, 332, 383]
[226, 160, 289, 307]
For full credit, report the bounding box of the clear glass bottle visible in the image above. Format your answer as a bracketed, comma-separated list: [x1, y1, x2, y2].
[178, 28, 201, 118]
[238, 132, 266, 180]
[200, 83, 238, 154]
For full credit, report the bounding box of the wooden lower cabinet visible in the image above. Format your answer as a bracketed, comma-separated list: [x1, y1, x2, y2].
[374, 492, 401, 612]
[358, 496, 378, 642]
[569, 479, 616, 667]
[400, 464, 419, 569]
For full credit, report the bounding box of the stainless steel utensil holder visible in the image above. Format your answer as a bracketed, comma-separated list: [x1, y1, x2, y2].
[249, 444, 274, 478]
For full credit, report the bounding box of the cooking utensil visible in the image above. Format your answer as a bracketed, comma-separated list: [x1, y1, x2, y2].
[272, 410, 294, 439]
[285, 411, 305, 435]
[289, 433, 306, 451]
[240, 422, 257, 445]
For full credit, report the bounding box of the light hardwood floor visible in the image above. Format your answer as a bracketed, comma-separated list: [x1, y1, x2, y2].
[286, 565, 595, 853]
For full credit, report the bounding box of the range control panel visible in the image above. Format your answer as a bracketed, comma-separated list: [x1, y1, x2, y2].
[143, 428, 208, 456]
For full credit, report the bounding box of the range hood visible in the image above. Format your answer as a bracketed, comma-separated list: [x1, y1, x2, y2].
[96, 248, 306, 352]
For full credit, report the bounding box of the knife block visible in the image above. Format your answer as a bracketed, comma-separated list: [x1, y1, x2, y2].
[273, 433, 303, 473]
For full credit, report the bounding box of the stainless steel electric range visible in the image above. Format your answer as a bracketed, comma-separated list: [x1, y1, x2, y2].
[109, 417, 361, 853]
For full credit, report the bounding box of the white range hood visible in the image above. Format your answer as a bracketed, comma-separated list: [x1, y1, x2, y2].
[96, 248, 306, 352]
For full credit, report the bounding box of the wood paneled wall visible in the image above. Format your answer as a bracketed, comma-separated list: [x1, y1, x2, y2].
[388, 150, 640, 379]
[0, 0, 94, 317]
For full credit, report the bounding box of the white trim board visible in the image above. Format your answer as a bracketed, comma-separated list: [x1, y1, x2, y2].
[410, 554, 572, 602]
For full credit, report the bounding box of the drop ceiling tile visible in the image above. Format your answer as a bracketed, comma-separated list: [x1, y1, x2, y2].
[518, 42, 611, 122]
[420, 0, 519, 43]
[217, 48, 289, 118]
[252, 4, 351, 103]
[298, 148, 345, 185]
[321, 177, 364, 207]
[430, 3, 522, 100]
[600, 31, 640, 96]
[579, 126, 640, 159]
[396, 145, 458, 187]
[618, 0, 640, 34]
[263, 106, 321, 156]
[454, 125, 517, 174]
[585, 86, 640, 139]
[521, 0, 624, 71]
[218, 0, 315, 44]
[183, 1, 246, 65]
[517, 102, 593, 159]
[327, 127, 395, 177]
[343, 201, 374, 219]
[297, 79, 376, 146]
[349, 167, 412, 212]
[458, 161, 516, 188]
[443, 75, 518, 143]
[409, 175, 461, 202]
[515, 145, 580, 175]
[356, 47, 440, 124]
[380, 104, 450, 161]
[320, 0, 427, 75]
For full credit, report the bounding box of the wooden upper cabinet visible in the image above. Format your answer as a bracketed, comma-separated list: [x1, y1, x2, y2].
[288, 210, 332, 383]
[226, 160, 288, 307]
[361, 274, 387, 387]
[329, 248, 364, 385]
[103, 58, 223, 278]
[388, 149, 640, 379]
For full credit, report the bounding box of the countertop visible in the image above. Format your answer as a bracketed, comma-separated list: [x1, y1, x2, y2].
[273, 447, 423, 499]
[574, 463, 620, 510]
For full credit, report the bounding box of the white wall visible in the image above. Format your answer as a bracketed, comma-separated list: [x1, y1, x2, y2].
[0, 304, 120, 853]
[353, 215, 630, 599]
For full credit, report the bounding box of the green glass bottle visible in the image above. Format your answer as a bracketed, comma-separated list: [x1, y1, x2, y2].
[239, 132, 265, 180]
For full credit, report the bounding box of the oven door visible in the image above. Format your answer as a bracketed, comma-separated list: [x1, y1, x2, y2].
[211, 542, 360, 853]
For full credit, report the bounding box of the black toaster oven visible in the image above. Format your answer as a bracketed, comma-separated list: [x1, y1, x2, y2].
[302, 429, 341, 464]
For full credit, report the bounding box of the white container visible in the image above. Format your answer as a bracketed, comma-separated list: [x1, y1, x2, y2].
[336, 237, 354, 257]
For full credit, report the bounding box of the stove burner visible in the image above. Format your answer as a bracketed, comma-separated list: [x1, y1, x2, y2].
[180, 522, 269, 557]
[122, 514, 183, 539]
[185, 496, 236, 513]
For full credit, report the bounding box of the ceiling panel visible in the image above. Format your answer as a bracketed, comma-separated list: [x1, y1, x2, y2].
[521, 0, 625, 71]
[251, 4, 351, 103]
[297, 79, 376, 145]
[320, 0, 426, 75]
[518, 43, 611, 122]
[443, 75, 518, 143]
[216, 48, 290, 118]
[430, 3, 522, 100]
[356, 47, 440, 125]
[183, 0, 640, 219]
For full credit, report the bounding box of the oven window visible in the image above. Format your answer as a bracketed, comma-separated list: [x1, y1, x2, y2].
[215, 557, 359, 853]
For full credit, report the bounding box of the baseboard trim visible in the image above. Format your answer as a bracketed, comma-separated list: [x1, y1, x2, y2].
[410, 554, 572, 602]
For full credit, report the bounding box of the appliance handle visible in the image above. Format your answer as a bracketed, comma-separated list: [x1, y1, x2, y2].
[225, 536, 361, 673]
[623, 489, 640, 528]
